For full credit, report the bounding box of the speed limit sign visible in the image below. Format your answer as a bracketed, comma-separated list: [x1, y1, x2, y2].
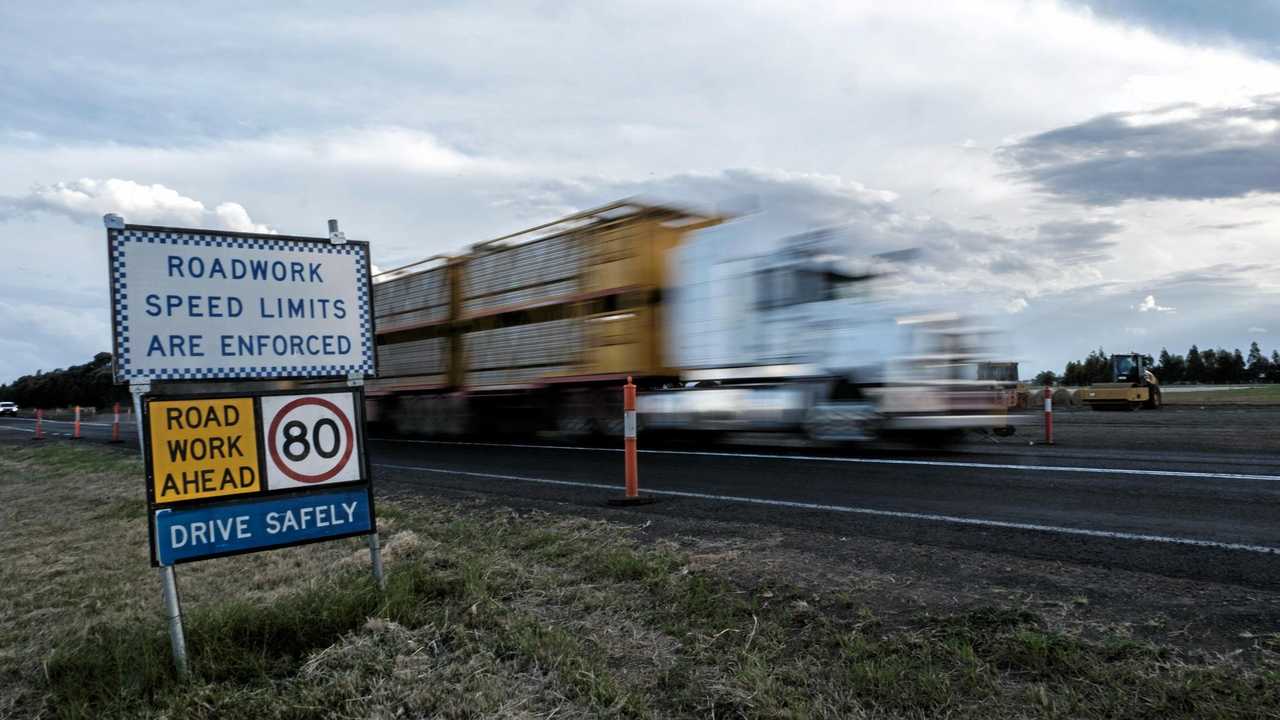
[259, 391, 363, 490]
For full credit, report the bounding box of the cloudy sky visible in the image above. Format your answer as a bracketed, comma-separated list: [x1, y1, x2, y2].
[2, 0, 1279, 383]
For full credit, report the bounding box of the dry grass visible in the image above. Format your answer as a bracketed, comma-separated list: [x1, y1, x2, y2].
[2, 442, 1278, 719]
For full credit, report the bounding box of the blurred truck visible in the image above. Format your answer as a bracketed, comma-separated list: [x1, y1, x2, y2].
[367, 201, 1014, 440]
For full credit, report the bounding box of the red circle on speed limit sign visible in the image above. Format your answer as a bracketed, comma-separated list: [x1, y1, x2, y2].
[266, 396, 355, 483]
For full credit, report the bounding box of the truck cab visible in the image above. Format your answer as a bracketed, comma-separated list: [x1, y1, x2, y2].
[651, 217, 1018, 441]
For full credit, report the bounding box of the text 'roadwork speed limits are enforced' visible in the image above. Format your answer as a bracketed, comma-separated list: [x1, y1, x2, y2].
[106, 215, 380, 675]
[143, 389, 373, 566]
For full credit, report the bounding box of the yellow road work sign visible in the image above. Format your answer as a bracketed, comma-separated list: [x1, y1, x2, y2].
[148, 398, 260, 504]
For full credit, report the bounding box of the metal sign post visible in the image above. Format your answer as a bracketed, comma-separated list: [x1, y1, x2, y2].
[348, 371, 384, 590]
[132, 381, 189, 677]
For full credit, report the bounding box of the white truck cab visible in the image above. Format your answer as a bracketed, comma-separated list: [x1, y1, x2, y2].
[642, 215, 1015, 441]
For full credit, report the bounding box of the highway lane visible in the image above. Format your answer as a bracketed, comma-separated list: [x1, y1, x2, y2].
[6, 415, 1280, 585]
[366, 436, 1280, 586]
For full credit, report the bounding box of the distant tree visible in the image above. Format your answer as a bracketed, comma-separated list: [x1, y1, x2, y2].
[1269, 351, 1280, 384]
[1082, 347, 1110, 385]
[1206, 347, 1234, 384]
[1247, 341, 1269, 382]
[1062, 360, 1084, 386]
[1157, 347, 1185, 384]
[1201, 348, 1219, 383]
[1186, 345, 1205, 384]
[1033, 370, 1058, 386]
[0, 352, 125, 409]
[1231, 348, 1248, 384]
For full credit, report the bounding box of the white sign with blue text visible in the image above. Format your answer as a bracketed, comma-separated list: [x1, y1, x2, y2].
[108, 224, 375, 382]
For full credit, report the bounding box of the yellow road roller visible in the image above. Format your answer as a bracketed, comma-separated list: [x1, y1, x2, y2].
[1080, 353, 1161, 410]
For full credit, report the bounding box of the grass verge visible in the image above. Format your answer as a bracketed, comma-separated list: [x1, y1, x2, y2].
[2, 442, 1277, 718]
[1162, 384, 1280, 405]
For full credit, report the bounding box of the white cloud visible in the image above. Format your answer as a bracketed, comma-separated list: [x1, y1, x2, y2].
[313, 127, 499, 174]
[213, 202, 272, 234]
[1136, 294, 1176, 313]
[0, 178, 273, 233]
[1249, 326, 1268, 333]
[1005, 297, 1029, 313]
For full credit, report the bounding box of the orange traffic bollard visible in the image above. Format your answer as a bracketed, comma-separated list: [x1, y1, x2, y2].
[1043, 387, 1054, 445]
[32, 408, 45, 441]
[609, 376, 656, 506]
[72, 405, 83, 440]
[625, 377, 638, 497]
[109, 402, 123, 443]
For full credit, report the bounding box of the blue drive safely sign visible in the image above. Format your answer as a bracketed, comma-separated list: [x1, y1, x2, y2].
[153, 488, 372, 565]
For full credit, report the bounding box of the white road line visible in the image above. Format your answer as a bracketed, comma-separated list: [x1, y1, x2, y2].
[372, 437, 1280, 482]
[375, 462, 1280, 556]
[0, 425, 35, 433]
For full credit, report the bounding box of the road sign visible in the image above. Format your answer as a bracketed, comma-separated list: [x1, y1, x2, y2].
[260, 391, 363, 490]
[153, 487, 373, 565]
[147, 397, 261, 504]
[141, 388, 375, 566]
[107, 223, 376, 383]
[109, 215, 384, 676]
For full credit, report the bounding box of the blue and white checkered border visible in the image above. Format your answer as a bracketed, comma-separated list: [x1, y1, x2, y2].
[110, 229, 376, 381]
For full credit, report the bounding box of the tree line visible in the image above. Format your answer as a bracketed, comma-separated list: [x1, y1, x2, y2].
[0, 352, 130, 409]
[1035, 342, 1280, 387]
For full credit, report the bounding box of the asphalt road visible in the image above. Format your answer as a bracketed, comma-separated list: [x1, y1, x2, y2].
[5, 409, 1280, 587]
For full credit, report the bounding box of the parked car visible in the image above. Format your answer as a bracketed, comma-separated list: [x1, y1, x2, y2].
[0, 401, 17, 416]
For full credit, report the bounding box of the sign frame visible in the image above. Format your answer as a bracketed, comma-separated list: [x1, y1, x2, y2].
[141, 386, 376, 567]
[107, 223, 378, 384]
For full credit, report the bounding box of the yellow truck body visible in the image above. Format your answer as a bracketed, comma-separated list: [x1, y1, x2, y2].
[368, 202, 721, 395]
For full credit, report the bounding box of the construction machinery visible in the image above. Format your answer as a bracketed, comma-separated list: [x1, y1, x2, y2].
[367, 201, 1017, 440]
[976, 361, 1029, 410]
[1080, 353, 1161, 410]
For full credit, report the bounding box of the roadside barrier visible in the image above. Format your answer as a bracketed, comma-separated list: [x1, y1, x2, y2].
[109, 402, 123, 443]
[72, 406, 83, 440]
[1043, 387, 1054, 445]
[609, 376, 656, 506]
[32, 409, 45, 441]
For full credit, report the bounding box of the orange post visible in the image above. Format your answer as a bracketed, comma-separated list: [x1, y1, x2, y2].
[72, 405, 82, 440]
[33, 408, 45, 441]
[608, 376, 655, 506]
[624, 376, 638, 498]
[109, 402, 123, 443]
[1043, 387, 1054, 445]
